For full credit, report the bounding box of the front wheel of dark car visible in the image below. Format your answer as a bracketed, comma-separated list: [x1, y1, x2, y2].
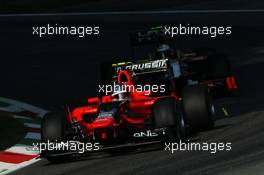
[152, 97, 186, 141]
[183, 84, 215, 131]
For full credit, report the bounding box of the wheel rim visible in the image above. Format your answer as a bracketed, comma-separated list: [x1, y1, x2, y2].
[210, 103, 215, 116]
[175, 112, 186, 140]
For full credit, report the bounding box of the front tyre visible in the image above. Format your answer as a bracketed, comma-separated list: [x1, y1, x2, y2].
[41, 111, 70, 163]
[41, 111, 67, 142]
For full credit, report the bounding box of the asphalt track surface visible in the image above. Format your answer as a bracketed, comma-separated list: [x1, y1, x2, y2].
[1, 10, 264, 175]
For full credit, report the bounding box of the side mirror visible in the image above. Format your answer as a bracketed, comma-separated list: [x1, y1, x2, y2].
[87, 97, 100, 106]
[102, 95, 113, 103]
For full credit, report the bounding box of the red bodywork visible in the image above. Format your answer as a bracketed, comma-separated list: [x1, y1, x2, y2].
[69, 70, 178, 141]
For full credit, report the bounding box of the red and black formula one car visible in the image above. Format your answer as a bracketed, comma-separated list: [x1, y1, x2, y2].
[41, 67, 215, 162]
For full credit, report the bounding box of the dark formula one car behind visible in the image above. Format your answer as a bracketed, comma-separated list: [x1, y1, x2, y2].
[101, 26, 238, 98]
[41, 61, 215, 162]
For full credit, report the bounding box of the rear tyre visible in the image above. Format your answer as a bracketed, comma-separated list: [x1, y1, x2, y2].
[183, 84, 215, 131]
[152, 98, 186, 141]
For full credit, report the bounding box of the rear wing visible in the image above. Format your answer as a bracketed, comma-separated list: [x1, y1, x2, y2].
[129, 26, 181, 59]
[129, 26, 178, 46]
[100, 59, 169, 83]
[130, 26, 164, 46]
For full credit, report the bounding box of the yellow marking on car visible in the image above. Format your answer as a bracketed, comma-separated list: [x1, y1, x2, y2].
[222, 107, 230, 117]
[112, 62, 132, 67]
[117, 62, 127, 66]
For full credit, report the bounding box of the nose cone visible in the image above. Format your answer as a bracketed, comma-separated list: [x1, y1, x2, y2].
[92, 118, 115, 143]
[91, 117, 115, 129]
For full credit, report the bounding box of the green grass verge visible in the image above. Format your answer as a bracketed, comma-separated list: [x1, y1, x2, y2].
[0, 101, 10, 107]
[0, 115, 27, 151]
[19, 138, 40, 146]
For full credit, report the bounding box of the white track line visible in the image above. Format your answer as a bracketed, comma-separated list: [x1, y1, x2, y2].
[25, 133, 40, 140]
[12, 115, 33, 121]
[5, 144, 39, 155]
[0, 158, 40, 175]
[0, 162, 14, 172]
[0, 97, 48, 117]
[0, 97, 44, 175]
[0, 106, 23, 113]
[0, 9, 264, 17]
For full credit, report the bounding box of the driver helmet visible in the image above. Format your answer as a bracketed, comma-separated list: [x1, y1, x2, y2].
[111, 83, 128, 101]
[156, 44, 173, 59]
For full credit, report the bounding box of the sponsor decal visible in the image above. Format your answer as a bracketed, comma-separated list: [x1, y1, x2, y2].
[114, 59, 168, 74]
[133, 130, 159, 138]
